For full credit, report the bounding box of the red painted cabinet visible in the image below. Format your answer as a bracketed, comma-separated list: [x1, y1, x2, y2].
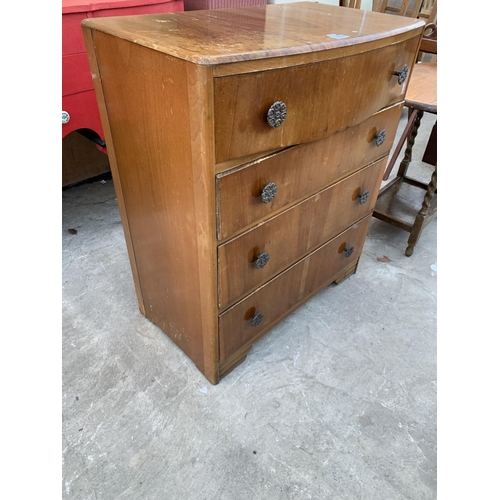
[183, 0, 265, 10]
[62, 0, 184, 150]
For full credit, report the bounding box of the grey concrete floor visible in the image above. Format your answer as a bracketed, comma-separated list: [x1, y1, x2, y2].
[62, 109, 437, 499]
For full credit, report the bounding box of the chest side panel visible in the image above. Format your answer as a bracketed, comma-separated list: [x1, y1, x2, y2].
[88, 30, 219, 382]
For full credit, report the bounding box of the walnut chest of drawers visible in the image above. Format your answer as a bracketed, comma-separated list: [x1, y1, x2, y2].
[82, 2, 424, 384]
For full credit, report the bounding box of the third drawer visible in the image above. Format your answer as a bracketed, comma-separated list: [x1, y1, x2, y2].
[217, 156, 386, 310]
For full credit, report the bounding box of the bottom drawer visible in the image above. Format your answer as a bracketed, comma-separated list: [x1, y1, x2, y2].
[219, 214, 372, 361]
[62, 90, 104, 140]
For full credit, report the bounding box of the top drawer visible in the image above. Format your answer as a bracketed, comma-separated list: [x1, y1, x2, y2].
[214, 35, 420, 163]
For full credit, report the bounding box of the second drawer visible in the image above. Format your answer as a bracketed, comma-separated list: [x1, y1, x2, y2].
[218, 157, 386, 310]
[216, 102, 403, 240]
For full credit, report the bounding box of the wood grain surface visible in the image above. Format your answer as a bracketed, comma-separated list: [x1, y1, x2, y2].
[81, 2, 424, 66]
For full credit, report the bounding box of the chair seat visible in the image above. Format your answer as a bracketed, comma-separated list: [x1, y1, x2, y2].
[406, 62, 437, 114]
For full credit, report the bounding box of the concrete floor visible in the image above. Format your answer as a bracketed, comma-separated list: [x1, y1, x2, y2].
[62, 110, 437, 499]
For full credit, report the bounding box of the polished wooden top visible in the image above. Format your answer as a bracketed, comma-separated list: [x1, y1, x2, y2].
[81, 2, 425, 65]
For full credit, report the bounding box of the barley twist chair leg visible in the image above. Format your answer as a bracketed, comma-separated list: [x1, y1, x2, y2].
[405, 163, 437, 256]
[397, 109, 423, 179]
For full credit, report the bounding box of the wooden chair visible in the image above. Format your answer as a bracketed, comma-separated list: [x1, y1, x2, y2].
[372, 23, 437, 256]
[372, 0, 423, 17]
[339, 0, 362, 8]
[372, 0, 436, 23]
[418, 0, 437, 23]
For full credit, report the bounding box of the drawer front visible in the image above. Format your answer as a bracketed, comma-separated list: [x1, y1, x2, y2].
[62, 90, 103, 139]
[219, 214, 372, 361]
[216, 102, 403, 240]
[63, 53, 94, 97]
[214, 36, 420, 163]
[62, 13, 89, 56]
[218, 157, 385, 310]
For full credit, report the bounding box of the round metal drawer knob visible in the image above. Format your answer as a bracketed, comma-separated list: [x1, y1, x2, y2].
[359, 190, 369, 205]
[267, 101, 287, 128]
[254, 252, 270, 269]
[374, 129, 386, 147]
[261, 182, 277, 203]
[344, 246, 354, 258]
[251, 312, 264, 327]
[394, 64, 409, 85]
[62, 111, 70, 124]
